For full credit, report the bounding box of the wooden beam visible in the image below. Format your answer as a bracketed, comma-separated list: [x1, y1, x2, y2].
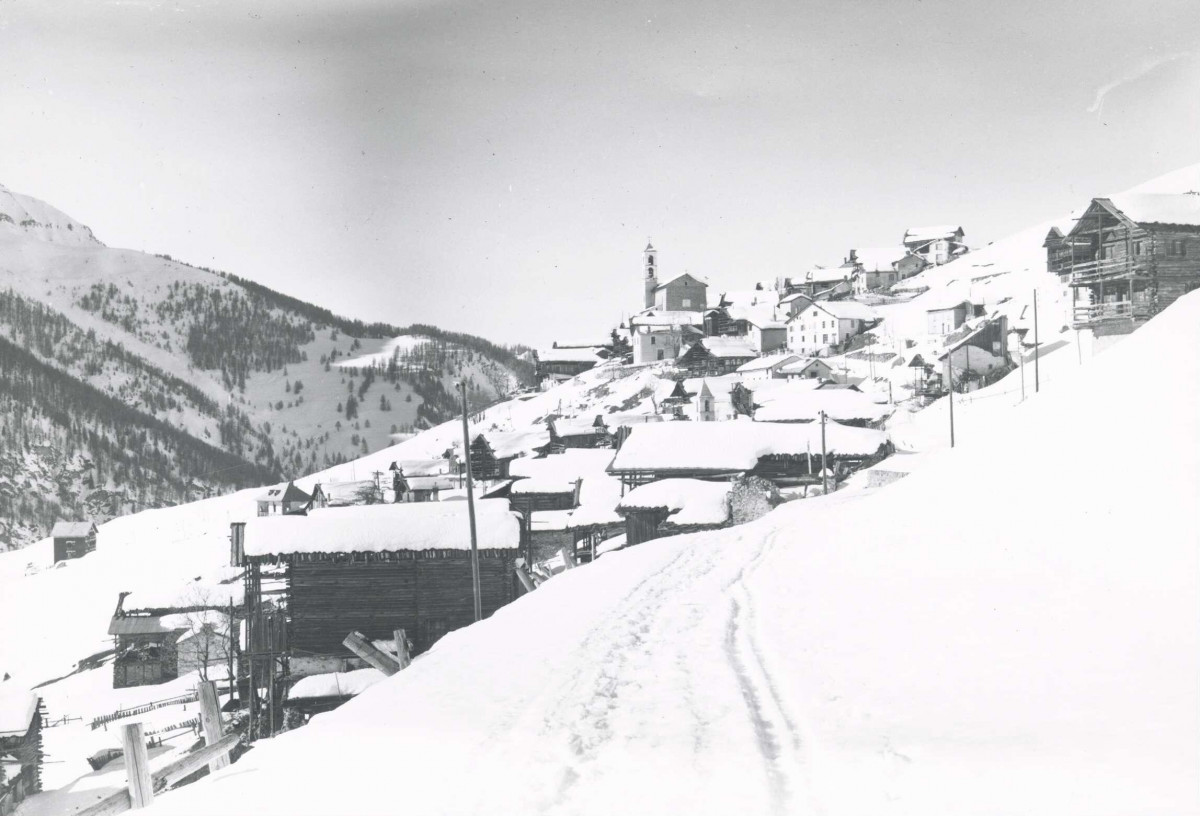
[74, 734, 243, 816]
[514, 564, 536, 593]
[120, 723, 154, 809]
[393, 629, 412, 670]
[154, 734, 241, 792]
[559, 547, 576, 570]
[342, 631, 399, 676]
[196, 681, 230, 773]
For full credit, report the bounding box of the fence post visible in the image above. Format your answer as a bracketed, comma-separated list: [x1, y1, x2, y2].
[342, 631, 399, 676]
[514, 564, 536, 593]
[393, 629, 411, 670]
[197, 681, 230, 773]
[120, 723, 154, 809]
[559, 547, 576, 569]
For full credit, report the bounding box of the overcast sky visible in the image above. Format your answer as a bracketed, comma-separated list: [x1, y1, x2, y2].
[1, 0, 1198, 346]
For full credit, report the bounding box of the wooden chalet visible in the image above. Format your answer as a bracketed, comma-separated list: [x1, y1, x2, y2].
[548, 416, 610, 449]
[469, 427, 551, 479]
[107, 592, 233, 688]
[608, 420, 891, 490]
[1049, 194, 1200, 335]
[0, 686, 43, 813]
[534, 345, 607, 382]
[231, 501, 522, 676]
[676, 337, 758, 377]
[617, 479, 733, 546]
[50, 520, 96, 562]
[255, 481, 312, 517]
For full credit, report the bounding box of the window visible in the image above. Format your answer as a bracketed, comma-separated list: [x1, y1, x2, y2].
[1100, 245, 1111, 260]
[822, 334, 828, 343]
[656, 350, 664, 360]
[650, 336, 656, 345]
[681, 298, 691, 307]
[1133, 241, 1143, 256]
[1170, 240, 1188, 256]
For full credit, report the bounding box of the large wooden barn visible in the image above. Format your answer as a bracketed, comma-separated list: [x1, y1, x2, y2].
[50, 520, 96, 562]
[1048, 194, 1200, 335]
[232, 501, 522, 677]
[0, 685, 43, 812]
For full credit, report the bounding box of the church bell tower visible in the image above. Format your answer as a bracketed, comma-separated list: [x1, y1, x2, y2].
[643, 241, 657, 309]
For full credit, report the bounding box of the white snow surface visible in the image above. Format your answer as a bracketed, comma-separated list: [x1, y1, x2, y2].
[0, 684, 38, 735]
[141, 291, 1200, 816]
[287, 668, 384, 701]
[241, 501, 521, 556]
[753, 387, 892, 424]
[617, 479, 732, 527]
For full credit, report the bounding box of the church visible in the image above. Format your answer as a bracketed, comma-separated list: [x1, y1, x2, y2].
[629, 242, 709, 364]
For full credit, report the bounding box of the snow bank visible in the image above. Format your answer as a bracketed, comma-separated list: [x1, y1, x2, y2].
[288, 668, 384, 701]
[242, 501, 520, 556]
[617, 479, 732, 527]
[753, 388, 892, 424]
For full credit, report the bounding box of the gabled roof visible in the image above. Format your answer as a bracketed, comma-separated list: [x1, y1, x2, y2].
[805, 266, 853, 285]
[903, 225, 964, 244]
[778, 291, 814, 305]
[536, 347, 605, 364]
[736, 354, 800, 374]
[51, 521, 95, 538]
[1100, 194, 1200, 228]
[257, 481, 311, 504]
[796, 300, 879, 322]
[851, 247, 909, 272]
[777, 358, 832, 375]
[108, 614, 189, 637]
[654, 272, 708, 291]
[684, 337, 758, 359]
[630, 310, 705, 328]
[0, 686, 40, 737]
[1043, 226, 1065, 247]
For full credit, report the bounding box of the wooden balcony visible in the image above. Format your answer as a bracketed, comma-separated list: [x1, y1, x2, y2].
[1071, 301, 1151, 328]
[1066, 257, 1150, 286]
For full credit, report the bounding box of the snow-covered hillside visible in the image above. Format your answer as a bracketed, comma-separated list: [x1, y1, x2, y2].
[0, 183, 530, 550]
[131, 289, 1199, 816]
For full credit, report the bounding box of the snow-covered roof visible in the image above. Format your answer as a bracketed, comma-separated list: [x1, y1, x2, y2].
[617, 479, 733, 527]
[391, 458, 450, 477]
[777, 291, 813, 304]
[630, 310, 705, 328]
[903, 225, 964, 243]
[315, 480, 378, 505]
[254, 482, 311, 504]
[775, 358, 830, 376]
[725, 303, 783, 329]
[288, 668, 385, 701]
[753, 389, 892, 424]
[736, 354, 800, 374]
[50, 521, 95, 537]
[511, 477, 578, 496]
[812, 300, 879, 321]
[805, 266, 853, 285]
[654, 272, 707, 290]
[537, 347, 605, 364]
[609, 421, 888, 472]
[1103, 193, 1200, 227]
[242, 501, 521, 556]
[404, 475, 459, 492]
[688, 337, 758, 359]
[852, 247, 908, 272]
[552, 418, 603, 438]
[484, 427, 551, 459]
[0, 686, 39, 736]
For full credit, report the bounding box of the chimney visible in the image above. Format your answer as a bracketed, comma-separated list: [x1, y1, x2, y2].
[848, 249, 858, 263]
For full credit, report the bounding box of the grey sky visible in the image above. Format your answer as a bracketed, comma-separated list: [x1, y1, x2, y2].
[1, 0, 1198, 346]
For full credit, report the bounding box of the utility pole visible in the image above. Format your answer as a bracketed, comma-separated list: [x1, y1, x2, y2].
[819, 410, 829, 494]
[1019, 335, 1026, 403]
[457, 381, 482, 622]
[946, 355, 956, 448]
[1033, 289, 1040, 393]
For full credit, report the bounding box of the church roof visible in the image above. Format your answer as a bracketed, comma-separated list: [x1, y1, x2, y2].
[654, 272, 707, 291]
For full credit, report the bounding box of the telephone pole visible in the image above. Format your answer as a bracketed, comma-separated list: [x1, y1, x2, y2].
[457, 381, 482, 622]
[1033, 289, 1041, 393]
[819, 410, 829, 494]
[946, 355, 956, 448]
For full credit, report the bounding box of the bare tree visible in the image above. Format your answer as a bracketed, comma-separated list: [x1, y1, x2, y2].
[179, 585, 234, 683]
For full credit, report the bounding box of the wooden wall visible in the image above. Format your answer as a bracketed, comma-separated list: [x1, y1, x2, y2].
[287, 553, 516, 657]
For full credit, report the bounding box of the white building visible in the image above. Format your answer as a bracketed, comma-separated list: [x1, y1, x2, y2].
[786, 300, 879, 357]
[735, 353, 800, 381]
[902, 225, 967, 266]
[628, 310, 704, 364]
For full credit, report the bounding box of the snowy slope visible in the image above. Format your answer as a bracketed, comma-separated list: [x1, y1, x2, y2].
[134, 295, 1200, 816]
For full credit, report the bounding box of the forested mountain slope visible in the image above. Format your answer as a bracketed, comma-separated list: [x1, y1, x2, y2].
[0, 184, 532, 550]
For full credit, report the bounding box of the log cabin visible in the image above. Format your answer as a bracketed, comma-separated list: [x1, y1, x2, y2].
[676, 337, 758, 377]
[231, 501, 522, 677]
[1052, 194, 1200, 336]
[50, 520, 96, 562]
[0, 686, 42, 813]
[107, 593, 234, 688]
[617, 479, 733, 546]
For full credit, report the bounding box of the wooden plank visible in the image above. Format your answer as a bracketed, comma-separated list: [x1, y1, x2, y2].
[342, 631, 399, 676]
[393, 629, 412, 670]
[514, 565, 536, 593]
[196, 681, 230, 773]
[74, 790, 132, 816]
[120, 723, 154, 809]
[559, 547, 576, 569]
[153, 734, 240, 792]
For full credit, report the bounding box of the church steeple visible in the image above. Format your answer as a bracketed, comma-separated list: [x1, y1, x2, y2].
[643, 241, 657, 309]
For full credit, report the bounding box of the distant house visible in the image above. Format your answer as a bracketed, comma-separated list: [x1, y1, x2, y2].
[846, 247, 909, 293]
[534, 345, 607, 383]
[793, 267, 854, 299]
[0, 685, 43, 811]
[255, 481, 312, 517]
[902, 225, 967, 266]
[311, 480, 382, 509]
[108, 592, 233, 689]
[617, 479, 733, 546]
[231, 502, 522, 674]
[894, 252, 929, 281]
[548, 417, 610, 450]
[628, 309, 705, 364]
[1051, 194, 1200, 334]
[725, 305, 787, 352]
[777, 358, 834, 381]
[925, 298, 974, 335]
[753, 386, 893, 428]
[676, 337, 759, 377]
[786, 300, 879, 356]
[774, 291, 815, 323]
[653, 272, 708, 312]
[735, 353, 800, 381]
[469, 427, 552, 479]
[51, 521, 96, 562]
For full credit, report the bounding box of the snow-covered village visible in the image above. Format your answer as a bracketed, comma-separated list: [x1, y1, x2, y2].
[0, 2, 1198, 815]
